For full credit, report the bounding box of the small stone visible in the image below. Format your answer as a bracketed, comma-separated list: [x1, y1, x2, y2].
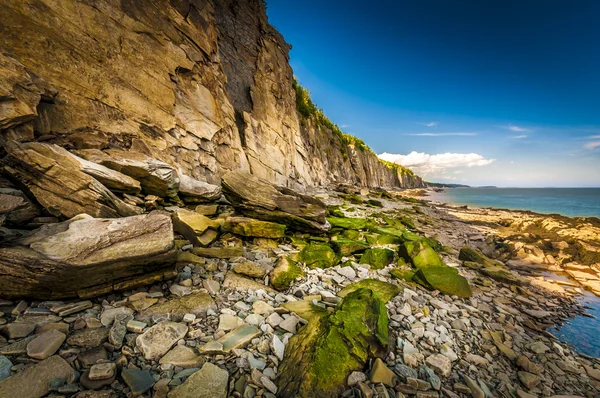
[248, 354, 267, 370]
[218, 314, 246, 331]
[54, 301, 92, 317]
[425, 354, 452, 377]
[252, 301, 275, 315]
[528, 341, 549, 354]
[440, 344, 458, 362]
[127, 320, 147, 333]
[266, 312, 284, 328]
[1, 323, 35, 339]
[183, 314, 196, 323]
[26, 329, 66, 360]
[217, 324, 262, 353]
[121, 368, 155, 396]
[0, 356, 12, 382]
[271, 334, 285, 361]
[109, 315, 129, 349]
[517, 371, 540, 389]
[100, 307, 135, 327]
[233, 262, 267, 278]
[464, 376, 484, 398]
[244, 314, 265, 326]
[170, 284, 192, 297]
[80, 369, 116, 390]
[198, 341, 224, 355]
[168, 362, 229, 398]
[136, 321, 188, 360]
[278, 316, 298, 333]
[67, 328, 109, 348]
[516, 355, 542, 375]
[203, 279, 220, 295]
[261, 376, 278, 394]
[348, 371, 367, 387]
[369, 358, 397, 386]
[88, 363, 116, 380]
[160, 345, 204, 368]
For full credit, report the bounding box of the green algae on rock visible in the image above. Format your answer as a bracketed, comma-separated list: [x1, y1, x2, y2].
[297, 243, 339, 269]
[270, 256, 305, 290]
[331, 238, 370, 256]
[459, 247, 529, 285]
[223, 216, 286, 238]
[414, 266, 472, 298]
[399, 240, 445, 269]
[359, 248, 395, 269]
[277, 288, 388, 398]
[327, 216, 367, 230]
[390, 268, 416, 282]
[337, 279, 401, 303]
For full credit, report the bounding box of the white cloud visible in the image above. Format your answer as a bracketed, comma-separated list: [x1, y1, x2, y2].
[378, 151, 495, 176]
[405, 132, 477, 137]
[419, 121, 439, 127]
[506, 124, 531, 132]
[511, 135, 528, 139]
[588, 135, 600, 139]
[584, 141, 600, 150]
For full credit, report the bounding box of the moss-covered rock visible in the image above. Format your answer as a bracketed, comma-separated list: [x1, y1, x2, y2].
[327, 217, 367, 230]
[298, 243, 339, 269]
[232, 262, 266, 278]
[414, 266, 472, 298]
[399, 241, 445, 269]
[366, 233, 402, 245]
[367, 199, 383, 207]
[459, 247, 505, 267]
[359, 248, 395, 269]
[339, 193, 363, 204]
[480, 265, 530, 285]
[337, 279, 400, 303]
[390, 268, 416, 282]
[223, 216, 286, 238]
[342, 229, 361, 240]
[277, 288, 388, 398]
[327, 206, 345, 218]
[459, 247, 528, 285]
[270, 256, 305, 290]
[331, 238, 370, 256]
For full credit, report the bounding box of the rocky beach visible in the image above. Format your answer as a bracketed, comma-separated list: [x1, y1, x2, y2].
[1, 0, 599, 397]
[1, 176, 599, 398]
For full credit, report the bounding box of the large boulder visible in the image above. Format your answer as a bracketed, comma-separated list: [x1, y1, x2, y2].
[221, 171, 329, 232]
[178, 173, 221, 203]
[223, 216, 286, 238]
[2, 142, 142, 219]
[76, 149, 179, 198]
[413, 267, 473, 298]
[270, 256, 305, 290]
[297, 243, 339, 269]
[0, 212, 177, 299]
[278, 288, 389, 398]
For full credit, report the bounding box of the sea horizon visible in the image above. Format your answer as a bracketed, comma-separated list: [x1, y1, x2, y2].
[427, 186, 600, 218]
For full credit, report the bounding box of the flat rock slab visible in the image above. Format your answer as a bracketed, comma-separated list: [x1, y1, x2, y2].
[172, 209, 220, 247]
[136, 321, 187, 360]
[159, 345, 204, 368]
[217, 324, 262, 353]
[121, 369, 155, 395]
[168, 362, 229, 398]
[3, 142, 140, 219]
[0, 211, 177, 299]
[223, 272, 276, 294]
[0, 355, 72, 398]
[26, 329, 66, 359]
[66, 328, 109, 348]
[221, 171, 329, 232]
[137, 292, 216, 322]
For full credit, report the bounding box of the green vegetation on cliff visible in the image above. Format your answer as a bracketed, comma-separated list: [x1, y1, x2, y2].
[293, 79, 417, 180]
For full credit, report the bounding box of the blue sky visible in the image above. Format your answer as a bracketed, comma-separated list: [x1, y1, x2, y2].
[266, 0, 600, 187]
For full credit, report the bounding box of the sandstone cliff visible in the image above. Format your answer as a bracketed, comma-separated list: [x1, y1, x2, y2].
[0, 0, 423, 190]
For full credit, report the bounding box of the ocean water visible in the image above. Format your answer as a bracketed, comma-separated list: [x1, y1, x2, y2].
[428, 187, 600, 218]
[429, 187, 600, 357]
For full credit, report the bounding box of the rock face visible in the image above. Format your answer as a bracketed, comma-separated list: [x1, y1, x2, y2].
[0, 0, 424, 190]
[0, 212, 177, 299]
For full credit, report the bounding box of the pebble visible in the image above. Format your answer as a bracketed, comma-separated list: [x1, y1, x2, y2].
[26, 329, 66, 360]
